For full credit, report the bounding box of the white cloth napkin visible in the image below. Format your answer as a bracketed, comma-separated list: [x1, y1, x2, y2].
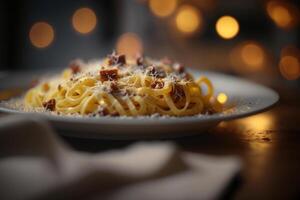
[0, 115, 241, 200]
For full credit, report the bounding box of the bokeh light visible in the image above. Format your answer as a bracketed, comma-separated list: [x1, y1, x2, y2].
[230, 41, 266, 73]
[175, 5, 202, 34]
[267, 1, 299, 29]
[72, 7, 97, 34]
[279, 56, 300, 80]
[241, 43, 265, 69]
[215, 16, 239, 39]
[149, 0, 177, 18]
[217, 93, 228, 104]
[116, 33, 143, 58]
[29, 22, 54, 48]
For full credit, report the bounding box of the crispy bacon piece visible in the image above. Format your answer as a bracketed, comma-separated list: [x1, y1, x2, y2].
[100, 69, 118, 82]
[108, 51, 126, 65]
[109, 81, 119, 93]
[170, 84, 185, 103]
[173, 63, 185, 73]
[151, 80, 164, 89]
[43, 99, 56, 111]
[69, 62, 81, 74]
[147, 65, 166, 78]
[98, 107, 109, 116]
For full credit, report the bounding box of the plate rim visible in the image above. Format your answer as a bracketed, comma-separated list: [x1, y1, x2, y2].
[0, 70, 279, 125]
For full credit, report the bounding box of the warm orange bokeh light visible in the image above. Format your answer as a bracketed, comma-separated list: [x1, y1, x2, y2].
[29, 22, 54, 48]
[149, 0, 177, 18]
[267, 1, 298, 29]
[230, 41, 266, 73]
[216, 16, 239, 39]
[116, 33, 143, 58]
[217, 93, 228, 104]
[175, 5, 202, 34]
[241, 43, 265, 69]
[72, 7, 97, 34]
[279, 56, 300, 80]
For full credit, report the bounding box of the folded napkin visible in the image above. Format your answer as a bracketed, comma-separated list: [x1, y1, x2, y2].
[0, 115, 241, 200]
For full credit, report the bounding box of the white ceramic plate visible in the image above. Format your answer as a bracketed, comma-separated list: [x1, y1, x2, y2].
[0, 70, 279, 139]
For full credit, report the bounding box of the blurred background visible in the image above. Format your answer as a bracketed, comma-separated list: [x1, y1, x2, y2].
[0, 0, 299, 89]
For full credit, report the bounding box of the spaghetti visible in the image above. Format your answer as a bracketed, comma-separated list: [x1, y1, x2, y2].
[24, 52, 222, 116]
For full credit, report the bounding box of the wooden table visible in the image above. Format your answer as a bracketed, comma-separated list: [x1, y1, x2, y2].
[61, 87, 300, 200]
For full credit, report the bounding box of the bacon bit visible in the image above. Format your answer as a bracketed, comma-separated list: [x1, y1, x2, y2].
[170, 84, 185, 103]
[151, 80, 164, 89]
[98, 107, 109, 116]
[58, 84, 62, 91]
[100, 69, 118, 82]
[161, 57, 172, 65]
[108, 51, 126, 66]
[109, 81, 119, 93]
[42, 83, 50, 92]
[147, 65, 166, 78]
[69, 63, 81, 74]
[173, 63, 185, 73]
[182, 73, 192, 81]
[43, 99, 56, 111]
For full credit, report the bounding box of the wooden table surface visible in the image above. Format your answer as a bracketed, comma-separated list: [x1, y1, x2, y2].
[0, 80, 299, 199]
[60, 87, 300, 200]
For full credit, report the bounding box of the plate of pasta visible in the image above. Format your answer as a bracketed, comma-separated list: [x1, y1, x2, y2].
[0, 52, 278, 139]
